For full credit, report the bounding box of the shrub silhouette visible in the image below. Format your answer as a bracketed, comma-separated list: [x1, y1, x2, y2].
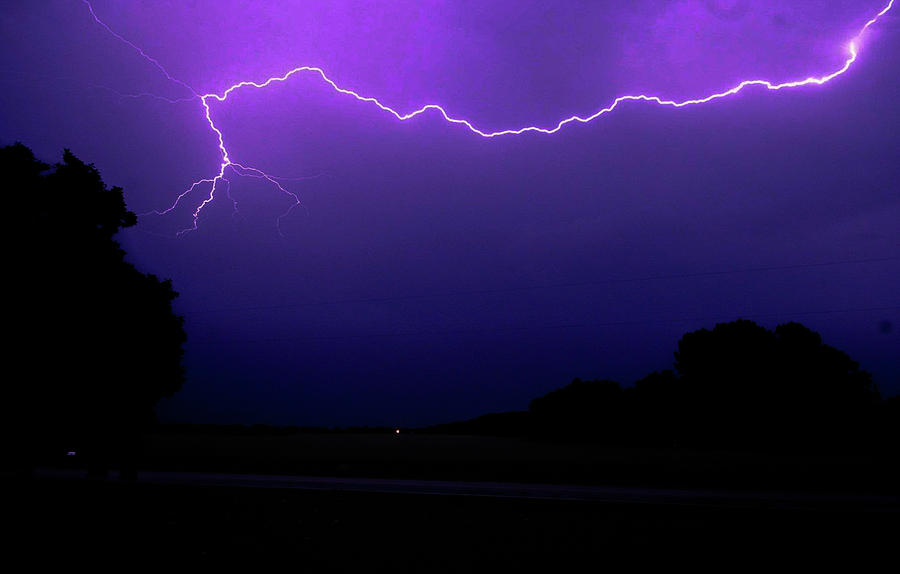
[529, 379, 628, 443]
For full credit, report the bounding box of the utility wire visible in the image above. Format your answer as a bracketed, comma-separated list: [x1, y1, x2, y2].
[190, 304, 900, 345]
[180, 255, 900, 315]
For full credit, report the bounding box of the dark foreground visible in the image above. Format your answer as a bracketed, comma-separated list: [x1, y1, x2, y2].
[23, 468, 900, 511]
[4, 473, 897, 569]
[138, 432, 900, 494]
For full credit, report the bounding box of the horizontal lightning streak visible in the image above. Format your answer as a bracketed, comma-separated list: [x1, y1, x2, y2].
[82, 0, 895, 234]
[90, 85, 198, 104]
[183, 255, 900, 315]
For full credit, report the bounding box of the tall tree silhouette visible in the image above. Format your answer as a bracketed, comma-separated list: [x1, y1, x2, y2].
[2, 143, 186, 476]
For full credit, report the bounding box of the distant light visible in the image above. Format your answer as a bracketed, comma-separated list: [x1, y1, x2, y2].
[395, 429, 400, 434]
[66, 451, 77, 456]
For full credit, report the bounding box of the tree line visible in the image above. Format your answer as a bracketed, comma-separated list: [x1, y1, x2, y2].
[430, 319, 897, 451]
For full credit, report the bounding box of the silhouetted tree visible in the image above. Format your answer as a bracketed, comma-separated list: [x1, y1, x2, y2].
[521, 320, 882, 450]
[672, 319, 879, 449]
[630, 370, 679, 446]
[883, 396, 900, 447]
[2, 143, 186, 477]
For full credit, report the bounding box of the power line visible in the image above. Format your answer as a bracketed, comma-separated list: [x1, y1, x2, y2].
[180, 255, 900, 315]
[189, 304, 900, 345]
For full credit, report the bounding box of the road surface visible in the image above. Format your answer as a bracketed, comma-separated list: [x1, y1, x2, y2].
[17, 468, 899, 512]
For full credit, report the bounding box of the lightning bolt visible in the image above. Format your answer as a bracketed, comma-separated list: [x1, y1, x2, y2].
[81, 0, 895, 235]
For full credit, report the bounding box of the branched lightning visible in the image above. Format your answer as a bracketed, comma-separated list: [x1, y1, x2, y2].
[81, 0, 895, 235]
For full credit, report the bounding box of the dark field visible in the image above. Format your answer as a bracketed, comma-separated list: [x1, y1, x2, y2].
[4, 477, 895, 569]
[134, 432, 899, 494]
[7, 433, 898, 567]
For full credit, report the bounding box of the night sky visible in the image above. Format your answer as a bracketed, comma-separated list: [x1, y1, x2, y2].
[2, 1, 897, 427]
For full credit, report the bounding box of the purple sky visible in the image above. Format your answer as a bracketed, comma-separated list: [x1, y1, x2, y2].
[1, 1, 898, 426]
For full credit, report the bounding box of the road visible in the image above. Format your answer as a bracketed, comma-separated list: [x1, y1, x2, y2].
[20, 467, 899, 512]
